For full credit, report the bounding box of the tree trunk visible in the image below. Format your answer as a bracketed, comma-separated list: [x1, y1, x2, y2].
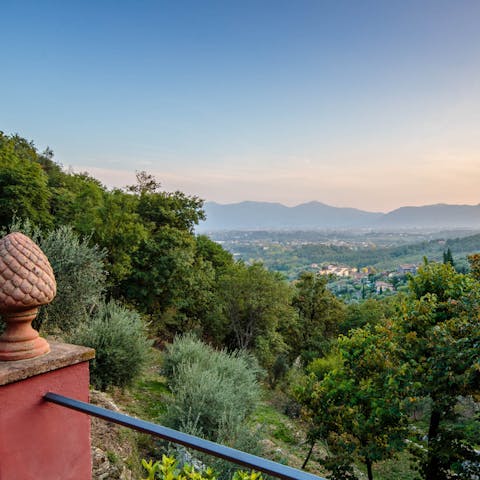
[365, 457, 374, 480]
[425, 409, 441, 480]
[302, 441, 315, 470]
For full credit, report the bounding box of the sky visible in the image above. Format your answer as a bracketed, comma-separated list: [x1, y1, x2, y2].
[1, 0, 480, 212]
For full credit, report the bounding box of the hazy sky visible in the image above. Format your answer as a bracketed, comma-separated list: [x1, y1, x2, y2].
[2, 0, 480, 212]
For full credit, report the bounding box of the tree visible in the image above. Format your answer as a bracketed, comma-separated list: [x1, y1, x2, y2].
[125, 226, 197, 315]
[467, 253, 480, 280]
[0, 132, 52, 229]
[217, 263, 296, 370]
[195, 234, 234, 275]
[397, 261, 480, 480]
[130, 171, 205, 234]
[88, 189, 148, 285]
[49, 171, 105, 231]
[291, 272, 346, 364]
[127, 170, 162, 195]
[123, 226, 218, 338]
[340, 297, 396, 335]
[295, 324, 407, 480]
[442, 247, 454, 267]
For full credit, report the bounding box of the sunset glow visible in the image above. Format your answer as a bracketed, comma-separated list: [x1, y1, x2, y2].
[2, 0, 479, 211]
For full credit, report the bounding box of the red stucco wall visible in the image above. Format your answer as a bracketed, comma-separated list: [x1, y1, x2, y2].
[0, 362, 91, 480]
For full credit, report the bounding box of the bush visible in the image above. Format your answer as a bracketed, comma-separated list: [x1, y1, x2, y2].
[161, 334, 263, 456]
[141, 456, 263, 480]
[71, 300, 151, 390]
[38, 225, 107, 333]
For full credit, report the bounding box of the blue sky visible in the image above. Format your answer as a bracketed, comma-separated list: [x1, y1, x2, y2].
[2, 0, 479, 211]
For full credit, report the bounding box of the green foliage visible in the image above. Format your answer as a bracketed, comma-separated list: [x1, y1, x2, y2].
[162, 334, 262, 445]
[88, 188, 149, 284]
[216, 262, 296, 372]
[396, 261, 480, 479]
[44, 169, 148, 286]
[0, 133, 233, 343]
[133, 173, 205, 233]
[39, 225, 106, 333]
[340, 298, 392, 335]
[0, 132, 52, 229]
[125, 226, 216, 335]
[442, 247, 454, 266]
[291, 272, 346, 363]
[71, 300, 151, 390]
[50, 171, 105, 231]
[295, 324, 408, 479]
[141, 455, 263, 480]
[306, 351, 343, 380]
[141, 456, 216, 480]
[195, 235, 234, 275]
[467, 252, 480, 280]
[268, 354, 290, 388]
[226, 230, 480, 279]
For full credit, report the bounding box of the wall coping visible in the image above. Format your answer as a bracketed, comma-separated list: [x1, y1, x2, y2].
[0, 341, 95, 386]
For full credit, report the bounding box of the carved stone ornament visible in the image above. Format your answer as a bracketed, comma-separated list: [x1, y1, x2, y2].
[0, 232, 56, 361]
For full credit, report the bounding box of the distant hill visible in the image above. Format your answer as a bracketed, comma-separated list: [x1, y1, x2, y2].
[377, 204, 480, 228]
[198, 201, 480, 231]
[199, 201, 382, 230]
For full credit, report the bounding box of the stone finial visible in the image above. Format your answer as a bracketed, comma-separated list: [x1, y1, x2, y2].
[0, 232, 56, 361]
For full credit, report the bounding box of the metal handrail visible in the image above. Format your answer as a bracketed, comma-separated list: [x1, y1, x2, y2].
[44, 392, 324, 480]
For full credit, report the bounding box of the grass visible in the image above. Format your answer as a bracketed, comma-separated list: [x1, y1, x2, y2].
[367, 450, 418, 480]
[251, 392, 329, 477]
[112, 347, 170, 421]
[108, 347, 171, 468]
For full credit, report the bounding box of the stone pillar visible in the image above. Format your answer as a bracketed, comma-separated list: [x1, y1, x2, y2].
[0, 233, 95, 478]
[0, 342, 95, 480]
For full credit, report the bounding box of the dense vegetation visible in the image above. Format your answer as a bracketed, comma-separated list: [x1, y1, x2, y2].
[1, 132, 479, 480]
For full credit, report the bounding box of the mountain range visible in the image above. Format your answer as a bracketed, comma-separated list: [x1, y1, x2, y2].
[198, 201, 480, 231]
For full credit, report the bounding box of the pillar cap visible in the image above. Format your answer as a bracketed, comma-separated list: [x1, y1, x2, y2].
[0, 341, 95, 386]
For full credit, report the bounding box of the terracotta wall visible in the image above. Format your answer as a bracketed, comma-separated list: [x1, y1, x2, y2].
[0, 362, 91, 480]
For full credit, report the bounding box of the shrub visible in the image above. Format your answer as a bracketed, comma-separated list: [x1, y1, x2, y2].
[161, 335, 263, 474]
[71, 300, 151, 390]
[38, 225, 107, 333]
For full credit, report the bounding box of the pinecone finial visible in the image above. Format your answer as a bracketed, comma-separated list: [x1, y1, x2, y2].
[0, 232, 56, 361]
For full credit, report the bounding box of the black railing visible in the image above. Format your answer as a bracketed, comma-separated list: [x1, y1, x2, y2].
[44, 392, 324, 480]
